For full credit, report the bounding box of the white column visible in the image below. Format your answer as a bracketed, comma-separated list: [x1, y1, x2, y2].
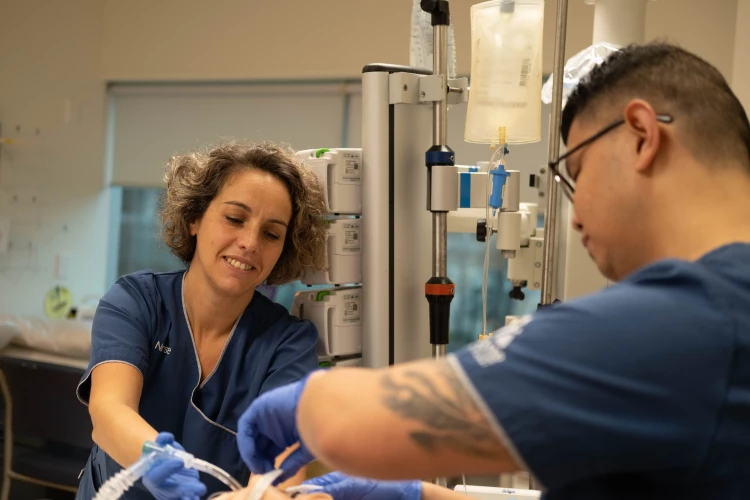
[555, 0, 653, 302]
[591, 0, 649, 45]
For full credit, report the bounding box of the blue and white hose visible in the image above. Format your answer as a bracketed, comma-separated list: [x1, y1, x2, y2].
[93, 441, 243, 500]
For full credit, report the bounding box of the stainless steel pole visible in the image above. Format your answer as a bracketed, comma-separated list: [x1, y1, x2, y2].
[433, 23, 449, 283]
[540, 0, 570, 305]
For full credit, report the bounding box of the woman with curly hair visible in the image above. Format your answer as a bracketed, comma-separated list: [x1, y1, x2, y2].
[74, 140, 328, 500]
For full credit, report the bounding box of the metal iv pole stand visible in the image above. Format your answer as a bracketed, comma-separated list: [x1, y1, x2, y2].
[421, 0, 454, 364]
[421, 0, 454, 489]
[540, 0, 570, 307]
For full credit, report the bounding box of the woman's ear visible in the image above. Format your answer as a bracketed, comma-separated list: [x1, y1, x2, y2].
[190, 217, 201, 237]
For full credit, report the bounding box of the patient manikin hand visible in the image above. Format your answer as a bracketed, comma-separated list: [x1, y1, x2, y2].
[303, 472, 422, 500]
[142, 432, 207, 500]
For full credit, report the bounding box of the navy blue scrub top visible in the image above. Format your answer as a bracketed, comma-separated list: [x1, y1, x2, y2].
[450, 243, 750, 499]
[75, 270, 319, 500]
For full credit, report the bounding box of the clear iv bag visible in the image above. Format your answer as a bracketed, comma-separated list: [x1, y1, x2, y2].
[464, 0, 545, 145]
[410, 0, 457, 79]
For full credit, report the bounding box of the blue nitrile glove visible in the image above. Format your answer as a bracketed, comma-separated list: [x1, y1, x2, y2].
[142, 432, 207, 500]
[237, 371, 321, 482]
[302, 472, 422, 500]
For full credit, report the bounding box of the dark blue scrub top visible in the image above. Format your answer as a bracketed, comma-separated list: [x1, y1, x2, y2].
[451, 243, 750, 499]
[75, 270, 319, 499]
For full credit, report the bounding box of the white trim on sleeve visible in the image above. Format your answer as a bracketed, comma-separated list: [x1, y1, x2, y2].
[446, 354, 546, 491]
[75, 359, 143, 407]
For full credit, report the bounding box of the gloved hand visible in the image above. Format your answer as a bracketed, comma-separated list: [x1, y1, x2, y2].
[302, 472, 422, 500]
[142, 432, 207, 500]
[237, 371, 321, 482]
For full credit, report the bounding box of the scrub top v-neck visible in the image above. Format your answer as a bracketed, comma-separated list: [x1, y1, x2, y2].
[75, 270, 319, 499]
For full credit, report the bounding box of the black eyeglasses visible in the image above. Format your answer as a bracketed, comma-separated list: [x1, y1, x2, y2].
[548, 114, 674, 202]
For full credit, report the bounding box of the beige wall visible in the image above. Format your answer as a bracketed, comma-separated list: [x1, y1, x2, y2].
[0, 0, 110, 315]
[97, 0, 599, 79]
[646, 0, 738, 80]
[733, 0, 750, 109]
[101, 0, 737, 81]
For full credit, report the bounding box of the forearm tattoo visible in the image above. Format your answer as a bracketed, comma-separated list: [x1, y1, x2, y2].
[380, 362, 504, 458]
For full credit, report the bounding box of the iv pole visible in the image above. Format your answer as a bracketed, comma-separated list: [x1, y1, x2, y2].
[540, 0, 570, 306]
[421, 0, 454, 489]
[421, 0, 455, 362]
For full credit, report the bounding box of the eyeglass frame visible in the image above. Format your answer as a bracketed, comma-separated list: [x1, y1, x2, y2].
[548, 114, 674, 202]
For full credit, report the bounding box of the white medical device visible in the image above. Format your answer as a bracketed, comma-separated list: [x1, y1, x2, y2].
[295, 148, 363, 365]
[291, 287, 363, 358]
[453, 166, 546, 303]
[295, 148, 363, 215]
[454, 485, 541, 500]
[506, 207, 545, 299]
[302, 217, 362, 286]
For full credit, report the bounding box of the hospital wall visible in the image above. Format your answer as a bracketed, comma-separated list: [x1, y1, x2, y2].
[0, 0, 745, 316]
[733, 0, 750, 110]
[98, 0, 739, 81]
[0, 1, 110, 316]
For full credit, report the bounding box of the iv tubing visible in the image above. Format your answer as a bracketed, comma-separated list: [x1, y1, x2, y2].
[482, 155, 492, 337]
[482, 130, 507, 338]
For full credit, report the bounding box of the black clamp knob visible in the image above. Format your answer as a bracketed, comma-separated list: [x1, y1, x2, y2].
[420, 0, 450, 26]
[509, 286, 526, 301]
[476, 219, 487, 242]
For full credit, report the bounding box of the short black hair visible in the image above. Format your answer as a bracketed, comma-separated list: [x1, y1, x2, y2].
[561, 42, 750, 169]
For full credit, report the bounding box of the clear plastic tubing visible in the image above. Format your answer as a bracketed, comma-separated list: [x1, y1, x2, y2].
[93, 441, 243, 500]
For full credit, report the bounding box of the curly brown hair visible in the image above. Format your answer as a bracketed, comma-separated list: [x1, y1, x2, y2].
[160, 140, 328, 285]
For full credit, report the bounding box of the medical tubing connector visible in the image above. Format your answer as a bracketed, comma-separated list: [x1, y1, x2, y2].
[93, 441, 243, 500]
[488, 127, 510, 213]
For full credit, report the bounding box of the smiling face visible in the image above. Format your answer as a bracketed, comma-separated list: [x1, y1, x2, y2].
[188, 167, 293, 298]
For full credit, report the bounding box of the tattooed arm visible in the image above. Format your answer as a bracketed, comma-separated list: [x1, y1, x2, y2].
[296, 360, 519, 480]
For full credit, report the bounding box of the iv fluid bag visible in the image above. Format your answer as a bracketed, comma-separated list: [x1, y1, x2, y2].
[410, 0, 457, 79]
[464, 0, 544, 145]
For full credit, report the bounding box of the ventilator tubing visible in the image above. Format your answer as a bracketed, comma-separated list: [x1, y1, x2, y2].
[92, 441, 243, 500]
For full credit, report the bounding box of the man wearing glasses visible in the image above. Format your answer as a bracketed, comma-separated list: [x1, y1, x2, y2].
[237, 43, 750, 499]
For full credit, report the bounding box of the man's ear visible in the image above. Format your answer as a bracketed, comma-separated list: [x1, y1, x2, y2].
[623, 99, 662, 174]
